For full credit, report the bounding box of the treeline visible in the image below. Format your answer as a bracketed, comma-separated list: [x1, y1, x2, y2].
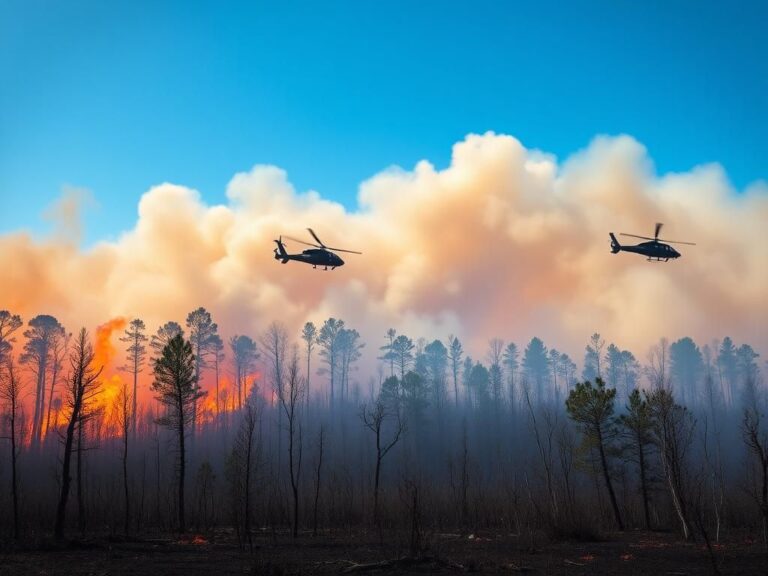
[0, 308, 765, 547]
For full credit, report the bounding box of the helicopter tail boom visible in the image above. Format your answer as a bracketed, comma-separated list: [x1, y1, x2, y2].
[609, 233, 621, 253]
[274, 238, 290, 263]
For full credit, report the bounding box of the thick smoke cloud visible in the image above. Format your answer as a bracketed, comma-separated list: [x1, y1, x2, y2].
[1, 133, 766, 371]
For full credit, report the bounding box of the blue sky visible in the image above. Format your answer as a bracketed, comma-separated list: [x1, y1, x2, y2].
[2, 0, 766, 246]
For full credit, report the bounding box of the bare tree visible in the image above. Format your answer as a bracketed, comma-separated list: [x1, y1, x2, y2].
[226, 400, 260, 550]
[0, 356, 24, 538]
[55, 328, 103, 539]
[743, 406, 768, 550]
[312, 424, 325, 536]
[115, 381, 133, 534]
[647, 386, 695, 539]
[209, 334, 224, 425]
[447, 335, 463, 408]
[120, 318, 147, 438]
[645, 337, 670, 390]
[151, 334, 204, 533]
[301, 322, 317, 410]
[361, 399, 405, 525]
[279, 349, 305, 537]
[45, 328, 70, 440]
[379, 328, 397, 379]
[262, 322, 289, 407]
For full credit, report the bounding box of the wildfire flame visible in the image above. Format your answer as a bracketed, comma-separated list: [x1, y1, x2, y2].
[93, 317, 127, 412]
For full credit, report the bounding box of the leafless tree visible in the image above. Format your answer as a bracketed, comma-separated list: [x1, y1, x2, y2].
[0, 356, 24, 538]
[279, 348, 305, 538]
[361, 399, 405, 525]
[120, 318, 147, 438]
[447, 335, 463, 408]
[645, 337, 670, 390]
[115, 381, 133, 534]
[55, 328, 103, 539]
[302, 322, 317, 410]
[647, 386, 695, 539]
[45, 328, 70, 440]
[312, 424, 325, 536]
[226, 400, 260, 550]
[743, 406, 768, 550]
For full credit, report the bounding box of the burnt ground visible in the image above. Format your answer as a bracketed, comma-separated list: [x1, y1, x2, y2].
[0, 529, 763, 575]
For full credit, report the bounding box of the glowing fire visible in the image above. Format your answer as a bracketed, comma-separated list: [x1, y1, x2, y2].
[93, 317, 127, 412]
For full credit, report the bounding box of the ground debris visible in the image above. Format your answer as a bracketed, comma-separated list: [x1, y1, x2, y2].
[339, 555, 465, 573]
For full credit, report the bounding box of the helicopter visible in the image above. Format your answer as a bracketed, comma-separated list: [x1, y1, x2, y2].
[609, 222, 695, 262]
[274, 228, 362, 270]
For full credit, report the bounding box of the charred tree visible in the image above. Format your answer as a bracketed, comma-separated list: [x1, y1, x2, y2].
[54, 328, 103, 540]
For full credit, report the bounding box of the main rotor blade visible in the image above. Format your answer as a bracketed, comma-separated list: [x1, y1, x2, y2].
[620, 233, 655, 241]
[307, 228, 326, 248]
[284, 236, 321, 248]
[658, 239, 697, 246]
[326, 247, 363, 255]
[655, 222, 663, 240]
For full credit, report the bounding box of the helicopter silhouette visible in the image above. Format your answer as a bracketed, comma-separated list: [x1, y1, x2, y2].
[274, 228, 362, 270]
[610, 222, 695, 262]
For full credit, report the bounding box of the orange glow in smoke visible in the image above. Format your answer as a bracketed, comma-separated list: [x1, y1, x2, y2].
[93, 317, 127, 412]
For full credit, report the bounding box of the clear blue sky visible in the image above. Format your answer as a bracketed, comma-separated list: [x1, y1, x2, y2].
[2, 1, 766, 245]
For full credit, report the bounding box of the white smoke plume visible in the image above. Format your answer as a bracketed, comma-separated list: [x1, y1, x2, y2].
[1, 132, 766, 376]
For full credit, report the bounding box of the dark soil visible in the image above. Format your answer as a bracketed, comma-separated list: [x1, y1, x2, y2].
[0, 529, 763, 575]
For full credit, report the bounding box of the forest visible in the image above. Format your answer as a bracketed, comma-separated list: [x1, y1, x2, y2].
[0, 307, 766, 574]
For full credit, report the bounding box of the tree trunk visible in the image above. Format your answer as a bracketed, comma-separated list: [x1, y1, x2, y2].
[55, 393, 82, 539]
[10, 403, 18, 539]
[77, 423, 85, 536]
[178, 421, 186, 533]
[596, 427, 624, 531]
[244, 422, 253, 552]
[313, 429, 324, 537]
[637, 435, 651, 530]
[123, 424, 130, 535]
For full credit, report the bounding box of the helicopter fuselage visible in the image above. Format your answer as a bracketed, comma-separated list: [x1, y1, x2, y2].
[275, 244, 345, 269]
[611, 235, 680, 261]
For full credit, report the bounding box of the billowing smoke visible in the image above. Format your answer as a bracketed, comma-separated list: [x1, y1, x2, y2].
[1, 132, 766, 375]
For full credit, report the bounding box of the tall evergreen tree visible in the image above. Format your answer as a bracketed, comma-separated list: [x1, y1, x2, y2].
[0, 310, 23, 365]
[120, 318, 148, 437]
[151, 334, 204, 533]
[669, 337, 703, 406]
[566, 377, 624, 531]
[22, 314, 65, 447]
[523, 337, 549, 403]
[317, 318, 345, 407]
[619, 389, 654, 530]
[186, 307, 218, 435]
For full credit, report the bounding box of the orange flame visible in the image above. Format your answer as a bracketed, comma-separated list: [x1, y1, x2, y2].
[93, 317, 127, 412]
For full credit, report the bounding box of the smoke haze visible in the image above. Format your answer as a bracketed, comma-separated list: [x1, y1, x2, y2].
[1, 132, 766, 370]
